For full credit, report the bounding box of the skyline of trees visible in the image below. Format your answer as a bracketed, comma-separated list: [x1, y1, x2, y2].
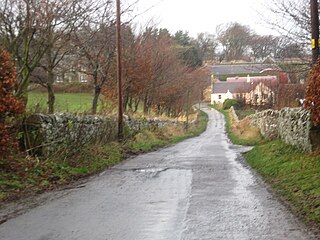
[0, 0, 209, 117]
[0, 0, 312, 117]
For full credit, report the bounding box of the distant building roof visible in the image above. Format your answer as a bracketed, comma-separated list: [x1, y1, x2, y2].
[212, 82, 252, 94]
[226, 75, 277, 83]
[259, 68, 275, 73]
[211, 64, 278, 76]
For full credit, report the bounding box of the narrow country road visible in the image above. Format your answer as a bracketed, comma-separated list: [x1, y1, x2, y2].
[0, 107, 316, 240]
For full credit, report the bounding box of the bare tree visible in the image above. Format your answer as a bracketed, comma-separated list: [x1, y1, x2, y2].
[196, 32, 218, 62]
[217, 23, 252, 61]
[0, 0, 94, 107]
[0, 0, 50, 101]
[73, 2, 116, 114]
[263, 0, 309, 48]
[259, 0, 311, 84]
[249, 35, 278, 62]
[34, 0, 94, 113]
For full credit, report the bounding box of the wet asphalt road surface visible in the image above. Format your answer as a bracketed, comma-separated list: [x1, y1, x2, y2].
[0, 107, 316, 240]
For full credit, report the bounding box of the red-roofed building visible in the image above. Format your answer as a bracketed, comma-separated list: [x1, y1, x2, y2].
[211, 75, 284, 106]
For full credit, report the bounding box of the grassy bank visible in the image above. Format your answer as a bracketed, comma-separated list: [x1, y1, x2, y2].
[0, 111, 208, 202]
[211, 104, 320, 227]
[246, 141, 320, 225]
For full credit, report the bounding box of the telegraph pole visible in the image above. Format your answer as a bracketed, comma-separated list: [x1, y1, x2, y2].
[311, 0, 319, 64]
[116, 0, 123, 140]
[186, 89, 190, 131]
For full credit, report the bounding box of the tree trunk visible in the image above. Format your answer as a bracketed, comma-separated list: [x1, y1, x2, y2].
[92, 85, 101, 114]
[156, 105, 161, 115]
[123, 93, 129, 112]
[15, 67, 31, 103]
[47, 83, 55, 114]
[128, 97, 133, 112]
[166, 107, 171, 117]
[133, 99, 140, 113]
[47, 69, 55, 114]
[143, 93, 149, 114]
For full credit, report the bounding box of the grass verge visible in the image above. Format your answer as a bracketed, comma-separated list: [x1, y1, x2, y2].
[246, 141, 320, 226]
[0, 111, 208, 202]
[209, 103, 320, 228]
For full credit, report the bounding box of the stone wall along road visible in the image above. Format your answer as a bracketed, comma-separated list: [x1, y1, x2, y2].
[247, 108, 313, 151]
[0, 105, 317, 240]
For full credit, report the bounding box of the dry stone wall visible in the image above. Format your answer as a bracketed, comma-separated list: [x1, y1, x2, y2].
[22, 113, 186, 157]
[246, 108, 313, 151]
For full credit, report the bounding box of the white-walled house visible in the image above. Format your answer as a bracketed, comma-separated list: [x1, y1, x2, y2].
[211, 89, 233, 104]
[211, 80, 276, 106]
[211, 82, 251, 104]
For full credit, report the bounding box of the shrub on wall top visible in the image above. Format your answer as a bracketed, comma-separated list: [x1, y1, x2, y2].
[223, 99, 241, 110]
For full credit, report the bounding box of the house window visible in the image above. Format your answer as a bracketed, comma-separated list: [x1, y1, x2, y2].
[218, 95, 222, 99]
[56, 76, 63, 83]
[263, 93, 268, 99]
[80, 75, 87, 83]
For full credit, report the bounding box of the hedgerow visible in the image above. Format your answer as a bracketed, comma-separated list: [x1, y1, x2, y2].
[0, 49, 25, 159]
[305, 60, 320, 127]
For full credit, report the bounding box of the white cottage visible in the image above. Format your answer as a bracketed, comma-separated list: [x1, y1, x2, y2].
[211, 82, 251, 104]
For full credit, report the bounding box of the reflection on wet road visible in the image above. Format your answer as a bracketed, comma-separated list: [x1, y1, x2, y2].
[0, 106, 316, 240]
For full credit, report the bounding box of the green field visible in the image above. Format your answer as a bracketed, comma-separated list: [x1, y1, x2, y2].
[27, 92, 96, 113]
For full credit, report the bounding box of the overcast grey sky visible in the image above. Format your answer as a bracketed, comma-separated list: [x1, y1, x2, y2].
[131, 0, 276, 37]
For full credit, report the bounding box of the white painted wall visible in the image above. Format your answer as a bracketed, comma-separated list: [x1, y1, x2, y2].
[211, 90, 233, 104]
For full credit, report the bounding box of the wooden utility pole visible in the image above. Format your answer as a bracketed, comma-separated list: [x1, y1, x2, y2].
[311, 0, 319, 64]
[116, 0, 123, 140]
[186, 89, 190, 131]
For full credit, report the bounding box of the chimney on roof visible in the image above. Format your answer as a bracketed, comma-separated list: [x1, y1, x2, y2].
[247, 74, 251, 83]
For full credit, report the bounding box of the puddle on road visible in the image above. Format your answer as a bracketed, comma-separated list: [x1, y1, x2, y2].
[135, 168, 168, 173]
[133, 168, 170, 178]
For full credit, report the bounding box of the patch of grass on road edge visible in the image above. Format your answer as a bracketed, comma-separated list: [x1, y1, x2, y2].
[0, 110, 208, 202]
[245, 141, 320, 227]
[209, 104, 320, 228]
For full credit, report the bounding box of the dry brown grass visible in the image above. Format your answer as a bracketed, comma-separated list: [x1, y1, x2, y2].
[231, 118, 262, 142]
[133, 131, 158, 142]
[160, 125, 186, 138]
